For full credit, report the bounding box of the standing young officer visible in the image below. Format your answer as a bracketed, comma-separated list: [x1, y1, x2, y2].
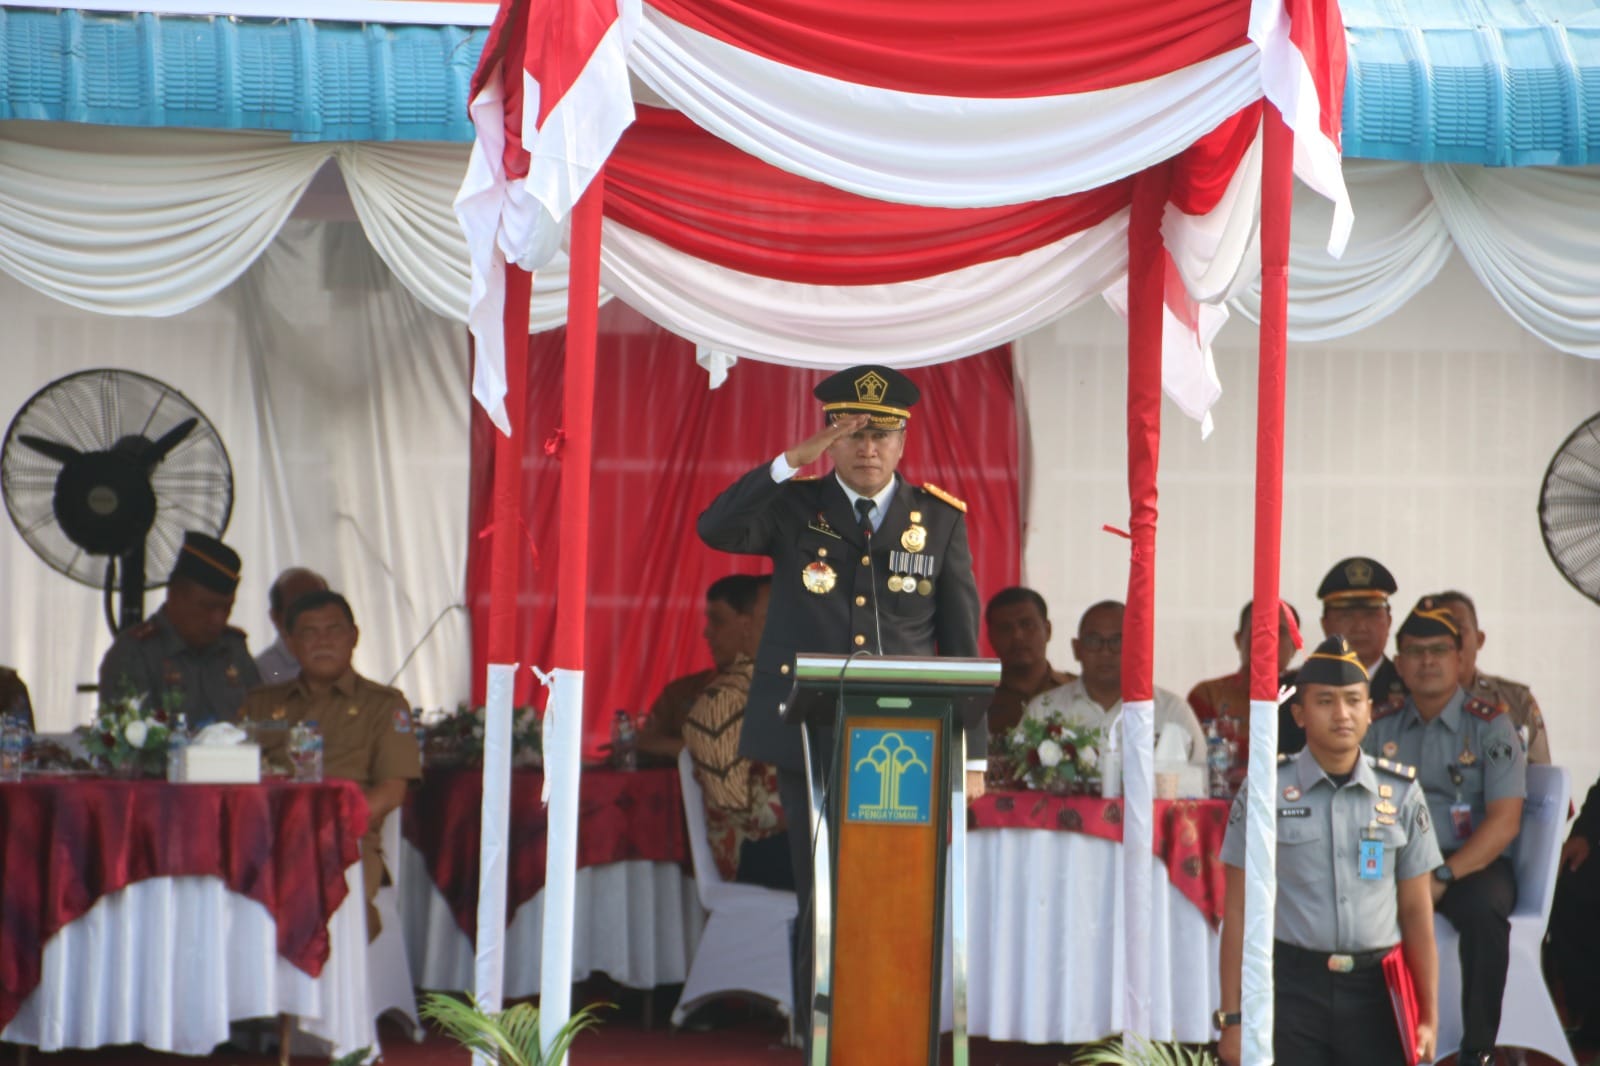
[1217, 636, 1441, 1066]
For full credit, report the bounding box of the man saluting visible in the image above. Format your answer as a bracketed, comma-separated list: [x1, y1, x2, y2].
[697, 364, 984, 1041]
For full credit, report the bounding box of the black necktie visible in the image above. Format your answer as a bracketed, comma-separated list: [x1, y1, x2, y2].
[855, 498, 876, 539]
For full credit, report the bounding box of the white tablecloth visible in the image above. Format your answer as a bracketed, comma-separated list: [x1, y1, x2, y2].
[399, 838, 705, 995]
[940, 827, 1221, 1044]
[1, 865, 375, 1059]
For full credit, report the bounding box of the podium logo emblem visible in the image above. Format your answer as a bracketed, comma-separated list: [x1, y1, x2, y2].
[846, 728, 934, 825]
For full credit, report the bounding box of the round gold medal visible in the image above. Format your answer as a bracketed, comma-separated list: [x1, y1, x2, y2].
[886, 574, 905, 593]
[916, 578, 934, 596]
[901, 524, 927, 552]
[802, 560, 837, 594]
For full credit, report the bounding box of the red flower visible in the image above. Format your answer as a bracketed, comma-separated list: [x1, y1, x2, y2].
[1048, 723, 1063, 738]
[1061, 742, 1078, 762]
[1027, 750, 1041, 766]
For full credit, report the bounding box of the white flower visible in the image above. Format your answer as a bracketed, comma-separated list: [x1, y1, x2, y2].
[1077, 745, 1099, 771]
[123, 719, 149, 750]
[1037, 739, 1064, 768]
[1011, 729, 1028, 748]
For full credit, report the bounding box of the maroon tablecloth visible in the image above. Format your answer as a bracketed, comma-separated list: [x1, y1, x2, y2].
[402, 767, 688, 940]
[971, 791, 1229, 925]
[0, 777, 368, 1030]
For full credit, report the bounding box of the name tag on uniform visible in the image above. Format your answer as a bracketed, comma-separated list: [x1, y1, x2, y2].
[1278, 807, 1310, 818]
[1358, 838, 1384, 880]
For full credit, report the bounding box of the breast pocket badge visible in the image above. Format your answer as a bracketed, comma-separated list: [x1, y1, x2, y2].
[802, 560, 837, 594]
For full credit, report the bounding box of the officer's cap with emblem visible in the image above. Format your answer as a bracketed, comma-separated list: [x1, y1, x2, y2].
[1294, 635, 1370, 689]
[169, 531, 242, 596]
[1316, 556, 1397, 606]
[1396, 595, 1462, 647]
[814, 365, 920, 430]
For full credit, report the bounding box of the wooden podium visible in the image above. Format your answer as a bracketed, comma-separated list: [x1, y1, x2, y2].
[785, 654, 999, 1066]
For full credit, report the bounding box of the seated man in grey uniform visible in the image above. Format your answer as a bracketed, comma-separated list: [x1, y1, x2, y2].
[98, 531, 260, 727]
[1363, 597, 1526, 1066]
[1218, 636, 1441, 1066]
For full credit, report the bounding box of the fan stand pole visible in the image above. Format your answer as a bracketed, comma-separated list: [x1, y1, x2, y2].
[118, 547, 146, 632]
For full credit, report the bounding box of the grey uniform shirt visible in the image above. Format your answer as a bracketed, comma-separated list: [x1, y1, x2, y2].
[1222, 750, 1441, 953]
[98, 607, 260, 727]
[1363, 687, 1526, 853]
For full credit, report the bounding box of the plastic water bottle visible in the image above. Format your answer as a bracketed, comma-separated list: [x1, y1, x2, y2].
[611, 709, 637, 771]
[293, 720, 324, 783]
[0, 715, 27, 783]
[1206, 720, 1233, 799]
[166, 713, 190, 783]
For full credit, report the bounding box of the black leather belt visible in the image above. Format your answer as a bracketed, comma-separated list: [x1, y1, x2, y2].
[1275, 940, 1393, 973]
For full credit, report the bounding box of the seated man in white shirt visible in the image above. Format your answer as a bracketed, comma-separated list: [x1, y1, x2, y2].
[1023, 599, 1207, 764]
[254, 567, 328, 683]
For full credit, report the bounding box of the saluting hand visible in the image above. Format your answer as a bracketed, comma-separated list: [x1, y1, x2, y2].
[1414, 1020, 1436, 1063]
[1561, 835, 1591, 872]
[785, 414, 869, 470]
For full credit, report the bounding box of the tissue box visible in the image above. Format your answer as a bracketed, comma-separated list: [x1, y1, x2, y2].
[179, 744, 261, 784]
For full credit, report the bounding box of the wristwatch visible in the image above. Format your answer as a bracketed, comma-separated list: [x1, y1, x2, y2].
[1433, 863, 1456, 884]
[1213, 1009, 1241, 1031]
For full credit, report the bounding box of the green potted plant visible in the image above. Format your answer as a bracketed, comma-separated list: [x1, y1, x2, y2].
[1071, 1035, 1217, 1066]
[419, 992, 607, 1065]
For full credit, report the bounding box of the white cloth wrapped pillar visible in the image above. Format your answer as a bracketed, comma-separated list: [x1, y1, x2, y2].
[539, 669, 585, 1059]
[472, 662, 516, 1066]
[1120, 698, 1155, 1036]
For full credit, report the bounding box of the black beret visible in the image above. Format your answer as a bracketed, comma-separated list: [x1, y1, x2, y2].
[1295, 635, 1370, 688]
[1317, 556, 1397, 604]
[169, 531, 241, 595]
[814, 365, 920, 430]
[1397, 595, 1461, 644]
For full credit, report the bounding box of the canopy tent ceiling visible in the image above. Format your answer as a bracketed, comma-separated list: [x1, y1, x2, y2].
[3, 0, 1599, 165]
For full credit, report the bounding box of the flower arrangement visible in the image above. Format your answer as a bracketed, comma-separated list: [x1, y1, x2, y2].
[422, 703, 543, 769]
[79, 687, 178, 777]
[997, 713, 1105, 793]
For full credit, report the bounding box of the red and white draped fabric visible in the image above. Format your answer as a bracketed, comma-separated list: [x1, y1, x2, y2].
[456, 0, 638, 432]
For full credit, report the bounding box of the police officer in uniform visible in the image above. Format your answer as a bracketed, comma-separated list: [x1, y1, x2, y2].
[98, 531, 259, 726]
[1364, 597, 1526, 1066]
[1434, 589, 1551, 764]
[1217, 636, 1440, 1066]
[1318, 556, 1408, 712]
[238, 590, 420, 938]
[697, 363, 983, 1043]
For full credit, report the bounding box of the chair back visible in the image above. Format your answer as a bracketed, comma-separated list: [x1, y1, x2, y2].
[678, 748, 728, 907]
[1511, 764, 1569, 922]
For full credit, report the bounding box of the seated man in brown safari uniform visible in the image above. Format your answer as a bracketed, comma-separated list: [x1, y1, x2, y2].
[238, 589, 420, 937]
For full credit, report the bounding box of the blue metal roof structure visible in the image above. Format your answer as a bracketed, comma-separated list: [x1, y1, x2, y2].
[1, 1, 1598, 164]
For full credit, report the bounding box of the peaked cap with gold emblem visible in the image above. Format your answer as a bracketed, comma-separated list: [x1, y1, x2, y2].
[814, 364, 920, 429]
[1295, 634, 1370, 688]
[1397, 595, 1461, 644]
[1316, 555, 1397, 605]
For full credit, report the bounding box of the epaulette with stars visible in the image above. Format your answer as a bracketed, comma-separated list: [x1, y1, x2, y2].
[1463, 696, 1504, 722]
[1375, 757, 1417, 780]
[920, 483, 966, 513]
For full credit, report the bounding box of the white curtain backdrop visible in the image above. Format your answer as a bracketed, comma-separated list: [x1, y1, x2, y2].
[0, 220, 471, 731]
[4, 122, 1596, 368]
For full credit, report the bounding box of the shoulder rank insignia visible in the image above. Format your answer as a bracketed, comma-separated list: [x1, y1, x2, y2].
[1463, 696, 1503, 721]
[128, 620, 158, 640]
[1375, 757, 1418, 781]
[921, 483, 966, 513]
[793, 474, 821, 481]
[1371, 699, 1404, 721]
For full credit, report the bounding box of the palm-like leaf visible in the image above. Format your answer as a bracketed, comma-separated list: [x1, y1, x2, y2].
[419, 992, 610, 1066]
[1069, 1034, 1217, 1066]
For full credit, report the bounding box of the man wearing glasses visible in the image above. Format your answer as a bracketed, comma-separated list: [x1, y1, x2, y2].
[1317, 556, 1409, 712]
[1021, 600, 1207, 766]
[1364, 597, 1526, 1066]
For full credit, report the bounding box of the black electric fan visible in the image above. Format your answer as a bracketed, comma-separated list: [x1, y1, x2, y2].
[1539, 411, 1600, 607]
[1, 369, 234, 634]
